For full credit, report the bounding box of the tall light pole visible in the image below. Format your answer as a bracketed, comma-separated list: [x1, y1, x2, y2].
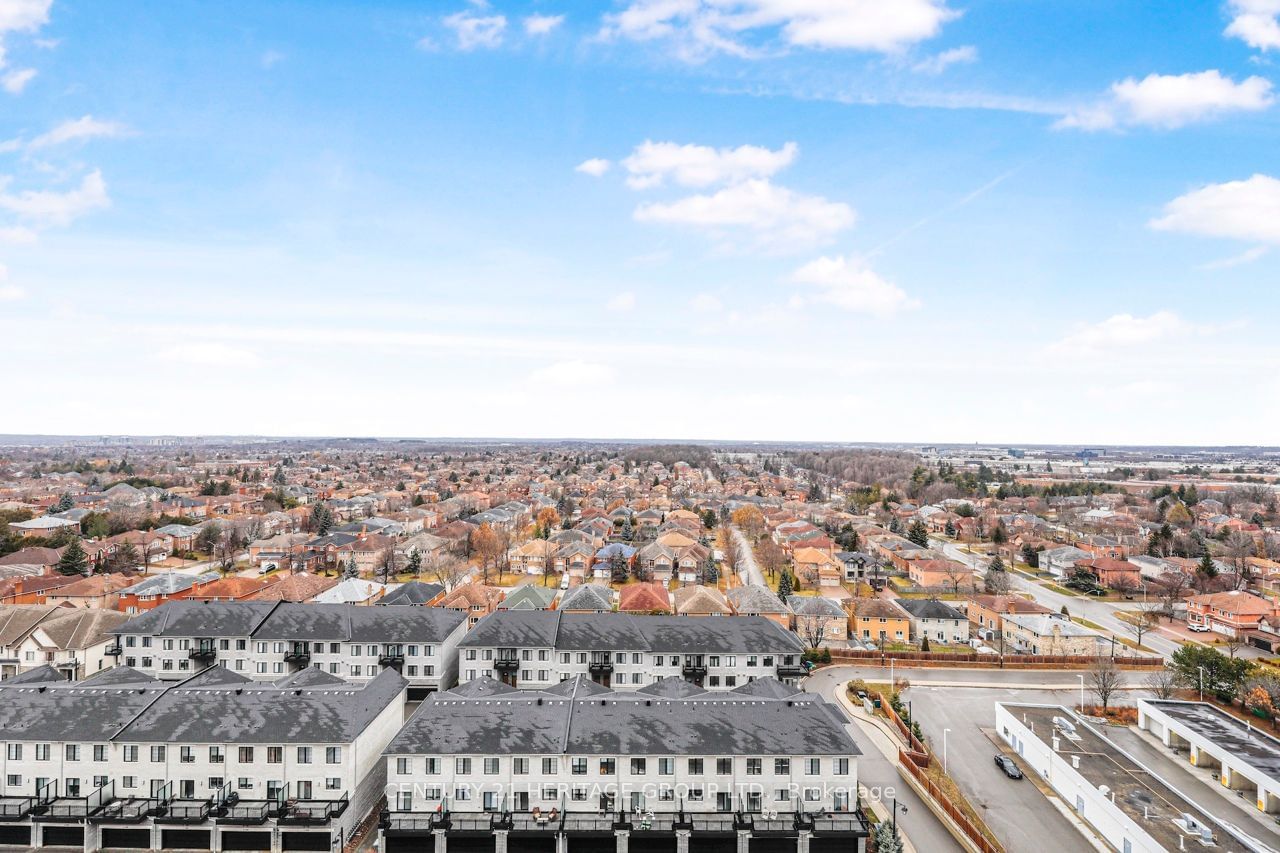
[943, 728, 952, 775]
[1077, 674, 1085, 712]
[1198, 665, 1206, 702]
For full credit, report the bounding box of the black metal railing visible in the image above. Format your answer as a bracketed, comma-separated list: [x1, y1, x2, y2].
[216, 801, 271, 825]
[0, 797, 34, 821]
[155, 799, 211, 824]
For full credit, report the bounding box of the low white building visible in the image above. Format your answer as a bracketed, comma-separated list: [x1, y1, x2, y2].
[109, 600, 467, 697]
[0, 663, 406, 851]
[381, 675, 868, 853]
[0, 605, 127, 681]
[457, 611, 807, 690]
[995, 703, 1255, 853]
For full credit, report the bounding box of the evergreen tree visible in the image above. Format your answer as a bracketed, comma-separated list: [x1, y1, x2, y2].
[621, 516, 634, 542]
[777, 570, 793, 602]
[1197, 552, 1218, 579]
[57, 538, 89, 576]
[311, 503, 334, 536]
[342, 555, 358, 578]
[873, 820, 905, 853]
[943, 519, 956, 538]
[407, 550, 422, 577]
[609, 551, 628, 584]
[984, 555, 1010, 594]
[920, 635, 930, 652]
[906, 520, 929, 548]
[991, 523, 1008, 545]
[702, 551, 719, 584]
[53, 492, 74, 513]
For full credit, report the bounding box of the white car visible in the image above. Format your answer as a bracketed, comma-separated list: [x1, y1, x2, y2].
[1187, 624, 1210, 633]
[559, 575, 571, 590]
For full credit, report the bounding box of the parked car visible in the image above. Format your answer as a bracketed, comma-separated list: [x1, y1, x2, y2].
[994, 755, 1023, 779]
[1188, 624, 1210, 633]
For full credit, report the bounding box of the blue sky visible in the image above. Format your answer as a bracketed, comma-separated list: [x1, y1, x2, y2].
[1, 0, 1278, 444]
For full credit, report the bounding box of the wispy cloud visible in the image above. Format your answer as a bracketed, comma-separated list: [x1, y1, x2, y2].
[1056, 70, 1274, 130]
[1150, 174, 1280, 244]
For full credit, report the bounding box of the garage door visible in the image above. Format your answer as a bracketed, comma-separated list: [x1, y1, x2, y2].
[447, 838, 497, 853]
[384, 839, 433, 853]
[160, 828, 211, 849]
[749, 838, 797, 853]
[810, 838, 861, 853]
[220, 830, 272, 851]
[102, 827, 153, 848]
[282, 831, 333, 851]
[508, 838, 557, 853]
[629, 836, 677, 853]
[689, 838, 737, 853]
[566, 836, 614, 853]
[42, 825, 85, 847]
[0, 826, 30, 846]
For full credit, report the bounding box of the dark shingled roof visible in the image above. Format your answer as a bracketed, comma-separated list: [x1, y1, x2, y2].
[0, 665, 405, 745]
[2, 664, 65, 685]
[895, 598, 967, 621]
[459, 611, 804, 654]
[387, 681, 859, 757]
[113, 600, 466, 644]
[380, 581, 445, 606]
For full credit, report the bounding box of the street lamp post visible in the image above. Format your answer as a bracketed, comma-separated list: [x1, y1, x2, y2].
[943, 728, 951, 775]
[1198, 665, 1206, 702]
[1077, 674, 1085, 712]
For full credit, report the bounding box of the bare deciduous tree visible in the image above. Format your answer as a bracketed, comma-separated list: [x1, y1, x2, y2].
[1144, 666, 1178, 700]
[1088, 656, 1125, 711]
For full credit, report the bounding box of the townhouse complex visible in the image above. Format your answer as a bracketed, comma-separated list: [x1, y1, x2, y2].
[0, 663, 406, 852]
[108, 600, 467, 696]
[381, 675, 867, 853]
[457, 611, 807, 690]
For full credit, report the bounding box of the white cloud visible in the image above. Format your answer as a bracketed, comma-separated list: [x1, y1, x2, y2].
[25, 115, 128, 150]
[1057, 71, 1273, 130]
[523, 13, 564, 35]
[622, 140, 797, 189]
[607, 291, 636, 311]
[0, 0, 50, 33]
[0, 224, 35, 242]
[529, 359, 615, 386]
[159, 343, 260, 368]
[443, 11, 507, 50]
[634, 178, 854, 251]
[911, 44, 976, 75]
[690, 292, 723, 312]
[1150, 174, 1280, 244]
[260, 50, 285, 69]
[1050, 311, 1190, 355]
[788, 255, 919, 317]
[575, 157, 611, 177]
[1226, 0, 1280, 51]
[599, 0, 957, 58]
[1198, 245, 1269, 269]
[0, 261, 19, 300]
[0, 169, 110, 226]
[1, 67, 35, 93]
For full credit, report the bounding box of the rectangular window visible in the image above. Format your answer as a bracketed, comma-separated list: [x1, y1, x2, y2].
[456, 757, 471, 774]
[716, 758, 732, 775]
[746, 758, 762, 775]
[805, 758, 821, 775]
[239, 747, 254, 763]
[267, 747, 283, 764]
[4, 744, 19, 761]
[396, 758, 409, 775]
[775, 758, 790, 774]
[425, 758, 441, 775]
[64, 745, 79, 762]
[209, 747, 223, 764]
[483, 757, 499, 775]
[571, 757, 587, 775]
[688, 758, 703, 775]
[35, 744, 50, 761]
[93, 745, 106, 762]
[123, 746, 138, 763]
[542, 758, 558, 775]
[513, 758, 529, 775]
[326, 747, 341, 764]
[658, 758, 674, 775]
[150, 746, 165, 763]
[600, 758, 615, 775]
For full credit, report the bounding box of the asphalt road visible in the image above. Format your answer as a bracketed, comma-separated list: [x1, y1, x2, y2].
[731, 526, 766, 587]
[927, 537, 1267, 660]
[804, 666, 965, 853]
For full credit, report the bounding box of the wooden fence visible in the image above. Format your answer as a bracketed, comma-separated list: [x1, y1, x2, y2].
[831, 649, 1162, 668]
[899, 749, 1004, 853]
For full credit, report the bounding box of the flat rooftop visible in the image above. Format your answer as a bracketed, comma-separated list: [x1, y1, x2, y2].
[1146, 700, 1280, 786]
[1009, 705, 1255, 853]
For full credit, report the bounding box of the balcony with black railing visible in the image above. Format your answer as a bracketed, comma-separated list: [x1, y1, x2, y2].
[103, 643, 122, 657]
[493, 655, 519, 672]
[0, 797, 34, 822]
[277, 793, 348, 826]
[188, 642, 217, 663]
[154, 799, 212, 824]
[283, 643, 311, 666]
[216, 801, 271, 825]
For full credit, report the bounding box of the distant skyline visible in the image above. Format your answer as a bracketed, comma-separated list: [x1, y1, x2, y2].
[1, 1, 1277, 444]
